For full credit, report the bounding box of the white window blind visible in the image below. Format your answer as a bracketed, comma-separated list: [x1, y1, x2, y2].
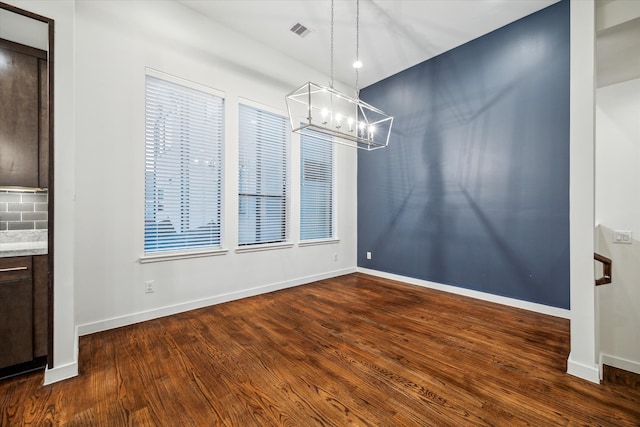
[300, 129, 335, 240]
[144, 74, 224, 253]
[238, 103, 289, 245]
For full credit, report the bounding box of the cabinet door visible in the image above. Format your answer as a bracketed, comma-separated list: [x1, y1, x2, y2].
[32, 255, 48, 358]
[0, 277, 34, 369]
[0, 44, 40, 188]
[38, 58, 49, 189]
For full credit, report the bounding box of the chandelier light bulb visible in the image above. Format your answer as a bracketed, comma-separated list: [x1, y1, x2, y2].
[321, 108, 329, 124]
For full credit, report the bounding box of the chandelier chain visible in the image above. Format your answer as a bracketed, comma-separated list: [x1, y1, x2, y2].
[330, 0, 334, 88]
[355, 0, 360, 98]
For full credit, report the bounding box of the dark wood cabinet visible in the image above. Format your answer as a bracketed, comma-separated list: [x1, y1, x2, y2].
[38, 58, 49, 189]
[0, 255, 48, 375]
[0, 257, 34, 369]
[0, 39, 48, 189]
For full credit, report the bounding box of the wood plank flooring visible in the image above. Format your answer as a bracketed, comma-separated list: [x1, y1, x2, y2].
[1, 273, 639, 426]
[604, 365, 640, 391]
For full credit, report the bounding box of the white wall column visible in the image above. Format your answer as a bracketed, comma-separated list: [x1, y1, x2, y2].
[567, 0, 599, 383]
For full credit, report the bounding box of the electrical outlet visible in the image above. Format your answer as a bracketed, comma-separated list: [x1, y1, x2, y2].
[145, 280, 155, 293]
[366, 251, 372, 260]
[613, 230, 632, 244]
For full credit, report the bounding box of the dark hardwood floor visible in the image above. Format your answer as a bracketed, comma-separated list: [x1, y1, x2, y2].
[1, 273, 639, 426]
[603, 365, 640, 391]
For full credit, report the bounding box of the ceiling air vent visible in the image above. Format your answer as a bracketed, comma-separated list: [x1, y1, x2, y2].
[290, 23, 311, 38]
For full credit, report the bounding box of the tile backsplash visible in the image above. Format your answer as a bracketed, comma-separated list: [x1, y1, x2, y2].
[0, 190, 48, 231]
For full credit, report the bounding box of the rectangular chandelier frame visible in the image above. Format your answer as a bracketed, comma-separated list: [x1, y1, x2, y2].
[285, 82, 393, 151]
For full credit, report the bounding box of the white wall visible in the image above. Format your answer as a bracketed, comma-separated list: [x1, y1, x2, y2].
[595, 78, 640, 375]
[72, 1, 357, 333]
[0, 8, 48, 50]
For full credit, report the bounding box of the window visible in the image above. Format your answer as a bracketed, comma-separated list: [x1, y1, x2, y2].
[300, 129, 335, 240]
[238, 103, 289, 246]
[144, 72, 224, 253]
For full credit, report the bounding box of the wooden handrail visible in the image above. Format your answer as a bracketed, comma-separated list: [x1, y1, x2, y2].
[594, 253, 612, 286]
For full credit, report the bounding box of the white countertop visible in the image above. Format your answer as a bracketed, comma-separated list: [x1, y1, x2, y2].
[0, 230, 48, 258]
[0, 241, 48, 258]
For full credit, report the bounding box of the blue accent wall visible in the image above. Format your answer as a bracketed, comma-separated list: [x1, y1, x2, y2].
[357, 1, 570, 309]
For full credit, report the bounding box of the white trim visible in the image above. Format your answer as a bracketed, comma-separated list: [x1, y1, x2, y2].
[299, 128, 337, 242]
[567, 352, 600, 384]
[43, 325, 80, 385]
[568, 0, 598, 386]
[238, 96, 287, 118]
[139, 248, 229, 264]
[235, 242, 294, 253]
[43, 361, 78, 385]
[357, 268, 571, 319]
[145, 67, 225, 98]
[74, 324, 80, 361]
[77, 267, 356, 336]
[600, 353, 640, 379]
[298, 238, 340, 247]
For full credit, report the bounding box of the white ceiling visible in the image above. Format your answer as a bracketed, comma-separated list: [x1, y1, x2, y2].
[596, 18, 640, 87]
[180, 0, 560, 88]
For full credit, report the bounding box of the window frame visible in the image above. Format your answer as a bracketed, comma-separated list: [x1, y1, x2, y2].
[236, 99, 291, 250]
[140, 68, 228, 263]
[299, 129, 337, 244]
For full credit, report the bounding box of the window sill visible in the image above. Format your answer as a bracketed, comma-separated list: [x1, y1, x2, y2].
[298, 238, 340, 247]
[235, 242, 294, 254]
[139, 248, 229, 264]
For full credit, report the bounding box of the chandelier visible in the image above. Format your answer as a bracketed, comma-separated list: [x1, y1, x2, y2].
[285, 0, 393, 151]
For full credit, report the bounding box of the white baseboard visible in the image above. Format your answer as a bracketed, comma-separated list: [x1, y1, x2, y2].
[43, 325, 80, 385]
[77, 267, 356, 336]
[600, 353, 640, 378]
[567, 352, 600, 383]
[43, 361, 78, 385]
[357, 268, 570, 319]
